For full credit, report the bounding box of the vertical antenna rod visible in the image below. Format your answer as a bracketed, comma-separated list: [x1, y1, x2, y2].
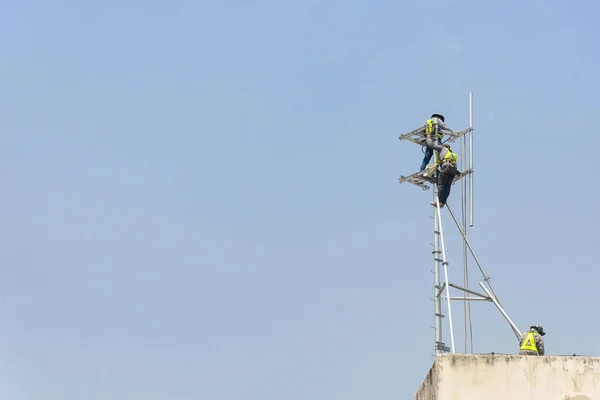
[469, 92, 474, 227]
[461, 114, 473, 353]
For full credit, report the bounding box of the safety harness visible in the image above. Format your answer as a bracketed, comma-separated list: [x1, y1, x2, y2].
[437, 151, 458, 166]
[520, 330, 539, 353]
[425, 119, 444, 141]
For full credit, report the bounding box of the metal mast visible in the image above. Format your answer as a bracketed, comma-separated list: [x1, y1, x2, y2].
[398, 93, 520, 355]
[431, 186, 445, 352]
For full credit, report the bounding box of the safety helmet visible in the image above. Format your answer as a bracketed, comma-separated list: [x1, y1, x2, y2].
[530, 325, 546, 336]
[442, 143, 451, 150]
[431, 113, 445, 122]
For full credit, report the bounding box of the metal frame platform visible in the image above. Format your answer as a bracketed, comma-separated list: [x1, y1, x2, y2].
[398, 127, 473, 146]
[398, 168, 473, 191]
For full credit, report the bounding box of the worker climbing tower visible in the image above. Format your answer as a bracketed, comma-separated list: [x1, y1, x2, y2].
[399, 93, 600, 400]
[397, 93, 521, 355]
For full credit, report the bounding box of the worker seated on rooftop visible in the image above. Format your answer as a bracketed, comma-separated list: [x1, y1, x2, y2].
[519, 325, 545, 356]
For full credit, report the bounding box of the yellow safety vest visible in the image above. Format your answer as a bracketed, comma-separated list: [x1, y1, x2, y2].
[425, 119, 444, 140]
[520, 331, 538, 353]
[437, 150, 458, 165]
[425, 119, 434, 134]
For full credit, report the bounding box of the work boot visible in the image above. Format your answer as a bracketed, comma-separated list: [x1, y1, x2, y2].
[423, 165, 436, 178]
[430, 201, 445, 208]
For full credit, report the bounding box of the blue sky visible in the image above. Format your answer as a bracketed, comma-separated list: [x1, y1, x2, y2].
[1, 0, 599, 398]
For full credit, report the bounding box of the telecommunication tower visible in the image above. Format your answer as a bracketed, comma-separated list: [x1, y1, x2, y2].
[398, 93, 520, 354]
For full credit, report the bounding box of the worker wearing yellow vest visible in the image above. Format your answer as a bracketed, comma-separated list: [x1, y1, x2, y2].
[519, 325, 545, 356]
[420, 114, 453, 172]
[425, 134, 459, 208]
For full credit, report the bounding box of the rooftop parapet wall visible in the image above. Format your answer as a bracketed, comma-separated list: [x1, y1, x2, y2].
[414, 354, 600, 400]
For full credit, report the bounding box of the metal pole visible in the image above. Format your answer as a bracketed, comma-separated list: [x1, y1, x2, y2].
[469, 92, 474, 227]
[433, 187, 442, 353]
[460, 119, 472, 353]
[436, 198, 455, 353]
[445, 203, 503, 306]
[448, 297, 491, 301]
[467, 92, 475, 351]
[479, 282, 521, 340]
[448, 283, 489, 299]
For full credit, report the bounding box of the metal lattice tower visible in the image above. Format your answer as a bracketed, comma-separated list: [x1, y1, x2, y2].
[398, 93, 521, 355]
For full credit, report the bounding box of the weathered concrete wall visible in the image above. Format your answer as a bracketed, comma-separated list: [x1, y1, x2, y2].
[414, 361, 437, 400]
[414, 354, 600, 400]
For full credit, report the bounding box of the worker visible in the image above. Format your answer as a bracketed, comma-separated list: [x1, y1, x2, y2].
[519, 325, 545, 356]
[425, 136, 458, 208]
[420, 114, 453, 172]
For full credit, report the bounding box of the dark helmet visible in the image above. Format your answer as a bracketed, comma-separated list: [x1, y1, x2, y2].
[431, 113, 445, 122]
[530, 325, 546, 336]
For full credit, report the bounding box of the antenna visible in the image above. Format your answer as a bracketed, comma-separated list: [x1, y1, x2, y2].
[469, 92, 474, 227]
[398, 93, 520, 354]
